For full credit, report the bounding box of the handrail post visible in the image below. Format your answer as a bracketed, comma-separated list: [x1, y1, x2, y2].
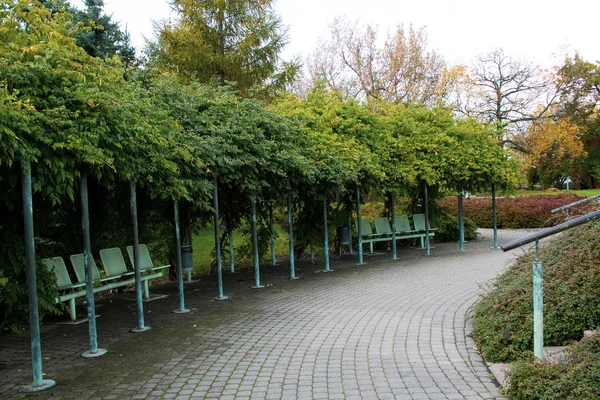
[533, 240, 544, 361]
[502, 210, 600, 362]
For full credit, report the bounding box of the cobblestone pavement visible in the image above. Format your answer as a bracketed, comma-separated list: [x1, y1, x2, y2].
[0, 229, 535, 399]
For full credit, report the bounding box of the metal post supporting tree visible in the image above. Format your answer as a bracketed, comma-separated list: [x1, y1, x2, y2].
[173, 200, 190, 314]
[492, 184, 499, 249]
[269, 205, 277, 266]
[287, 194, 299, 279]
[19, 159, 56, 393]
[322, 197, 332, 272]
[458, 194, 465, 252]
[229, 227, 235, 273]
[212, 176, 229, 300]
[424, 182, 431, 256]
[129, 181, 150, 333]
[390, 192, 397, 260]
[80, 174, 107, 357]
[356, 186, 364, 265]
[250, 200, 264, 288]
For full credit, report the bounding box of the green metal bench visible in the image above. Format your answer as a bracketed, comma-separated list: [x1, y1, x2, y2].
[412, 213, 436, 248]
[376, 216, 430, 248]
[71, 249, 164, 303]
[100, 247, 166, 301]
[125, 245, 169, 301]
[357, 218, 392, 253]
[42, 256, 87, 323]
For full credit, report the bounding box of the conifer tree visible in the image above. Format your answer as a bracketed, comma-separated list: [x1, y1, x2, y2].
[151, 0, 299, 97]
[72, 0, 135, 61]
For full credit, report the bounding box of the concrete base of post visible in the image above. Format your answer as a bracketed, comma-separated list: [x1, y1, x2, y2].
[20, 379, 56, 393]
[130, 326, 151, 333]
[172, 308, 191, 314]
[250, 285, 265, 289]
[321, 269, 334, 273]
[82, 348, 107, 358]
[212, 295, 230, 301]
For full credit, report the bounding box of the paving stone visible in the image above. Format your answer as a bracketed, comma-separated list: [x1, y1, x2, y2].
[0, 228, 526, 400]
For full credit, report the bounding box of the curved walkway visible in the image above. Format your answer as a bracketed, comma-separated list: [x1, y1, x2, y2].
[0, 229, 532, 399]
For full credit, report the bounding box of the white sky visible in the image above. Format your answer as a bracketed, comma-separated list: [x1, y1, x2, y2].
[70, 0, 600, 68]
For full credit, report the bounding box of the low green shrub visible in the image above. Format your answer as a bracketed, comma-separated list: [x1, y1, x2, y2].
[0, 237, 59, 333]
[472, 220, 600, 363]
[431, 213, 477, 242]
[440, 194, 592, 229]
[505, 335, 600, 400]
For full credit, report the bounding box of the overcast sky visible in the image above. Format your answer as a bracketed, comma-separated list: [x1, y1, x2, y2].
[70, 0, 599, 68]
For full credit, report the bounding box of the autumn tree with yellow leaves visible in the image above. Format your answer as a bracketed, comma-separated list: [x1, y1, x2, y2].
[524, 118, 587, 189]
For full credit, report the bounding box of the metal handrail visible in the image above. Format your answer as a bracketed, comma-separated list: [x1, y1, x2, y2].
[502, 209, 600, 251]
[501, 208, 600, 362]
[551, 193, 600, 213]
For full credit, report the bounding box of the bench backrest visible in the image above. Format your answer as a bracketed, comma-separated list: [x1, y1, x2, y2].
[357, 218, 374, 237]
[413, 213, 428, 231]
[394, 215, 413, 233]
[99, 248, 130, 277]
[126, 244, 154, 271]
[70, 253, 102, 283]
[43, 256, 73, 288]
[374, 217, 392, 235]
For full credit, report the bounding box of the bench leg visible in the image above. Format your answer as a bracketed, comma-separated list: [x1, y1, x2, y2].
[419, 237, 425, 248]
[370, 242, 373, 254]
[142, 279, 168, 302]
[143, 280, 150, 301]
[54, 297, 89, 325]
[69, 298, 77, 322]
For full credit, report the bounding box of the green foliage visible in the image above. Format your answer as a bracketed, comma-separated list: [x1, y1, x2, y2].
[71, 0, 134, 61]
[472, 220, 600, 363]
[557, 54, 600, 188]
[151, 0, 300, 98]
[0, 1, 522, 332]
[0, 234, 59, 333]
[431, 212, 477, 242]
[505, 336, 600, 400]
[378, 103, 520, 199]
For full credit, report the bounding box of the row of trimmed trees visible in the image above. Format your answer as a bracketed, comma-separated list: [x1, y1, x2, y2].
[0, 1, 519, 331]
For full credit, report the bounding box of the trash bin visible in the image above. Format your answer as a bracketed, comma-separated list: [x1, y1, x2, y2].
[181, 245, 193, 272]
[337, 225, 351, 245]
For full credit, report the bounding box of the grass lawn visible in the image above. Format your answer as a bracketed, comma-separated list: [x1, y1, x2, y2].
[191, 224, 291, 274]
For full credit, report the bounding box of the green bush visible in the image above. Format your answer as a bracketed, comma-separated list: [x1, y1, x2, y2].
[0, 236, 59, 333]
[505, 335, 600, 400]
[472, 220, 600, 363]
[440, 194, 592, 229]
[432, 213, 478, 242]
